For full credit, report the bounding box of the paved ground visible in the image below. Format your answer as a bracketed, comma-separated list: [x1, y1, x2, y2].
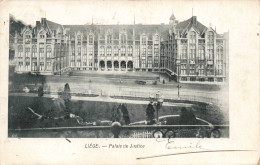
[9, 70, 229, 107]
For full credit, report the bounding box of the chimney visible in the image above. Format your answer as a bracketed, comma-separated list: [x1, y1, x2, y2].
[36, 21, 40, 28]
[192, 16, 197, 25]
[41, 18, 46, 26]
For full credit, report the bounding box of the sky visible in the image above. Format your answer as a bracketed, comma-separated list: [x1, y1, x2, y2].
[5, 0, 245, 34]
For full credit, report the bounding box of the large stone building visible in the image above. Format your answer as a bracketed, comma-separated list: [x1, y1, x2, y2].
[13, 14, 229, 82]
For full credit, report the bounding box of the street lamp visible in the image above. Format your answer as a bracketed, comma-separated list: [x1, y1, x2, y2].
[177, 84, 181, 99]
[176, 58, 180, 83]
[155, 91, 164, 124]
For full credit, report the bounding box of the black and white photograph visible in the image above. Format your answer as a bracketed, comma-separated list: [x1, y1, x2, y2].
[8, 2, 229, 138]
[0, 0, 259, 164]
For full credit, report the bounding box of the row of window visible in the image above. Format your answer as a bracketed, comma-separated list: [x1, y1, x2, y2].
[181, 45, 223, 60]
[180, 64, 223, 75]
[17, 61, 52, 71]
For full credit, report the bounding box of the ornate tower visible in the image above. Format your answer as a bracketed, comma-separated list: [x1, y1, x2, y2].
[169, 14, 177, 34]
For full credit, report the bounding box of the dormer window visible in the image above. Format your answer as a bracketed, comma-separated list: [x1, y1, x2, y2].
[121, 34, 126, 44]
[107, 34, 112, 44]
[89, 35, 93, 44]
[77, 35, 81, 45]
[39, 31, 45, 39]
[207, 31, 214, 43]
[142, 35, 146, 45]
[25, 31, 31, 44]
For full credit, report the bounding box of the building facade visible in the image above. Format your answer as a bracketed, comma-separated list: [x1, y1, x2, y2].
[13, 14, 229, 82]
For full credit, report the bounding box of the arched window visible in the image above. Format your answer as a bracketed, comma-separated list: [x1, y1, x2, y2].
[121, 46, 126, 56]
[154, 34, 159, 44]
[198, 46, 205, 60]
[18, 45, 23, 57]
[77, 35, 81, 45]
[121, 34, 126, 44]
[25, 31, 31, 38]
[100, 46, 105, 56]
[181, 46, 187, 59]
[89, 35, 93, 44]
[39, 31, 45, 39]
[114, 46, 119, 56]
[107, 46, 112, 56]
[189, 31, 196, 44]
[47, 45, 52, 58]
[207, 31, 214, 43]
[128, 46, 133, 56]
[107, 35, 112, 44]
[25, 31, 31, 44]
[142, 35, 146, 45]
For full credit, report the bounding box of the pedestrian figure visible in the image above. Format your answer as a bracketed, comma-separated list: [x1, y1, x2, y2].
[146, 101, 156, 125]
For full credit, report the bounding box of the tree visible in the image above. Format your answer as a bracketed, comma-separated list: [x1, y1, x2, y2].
[120, 104, 130, 125]
[62, 83, 71, 113]
[146, 102, 155, 125]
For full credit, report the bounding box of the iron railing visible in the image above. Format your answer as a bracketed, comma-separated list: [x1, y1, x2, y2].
[8, 125, 229, 138]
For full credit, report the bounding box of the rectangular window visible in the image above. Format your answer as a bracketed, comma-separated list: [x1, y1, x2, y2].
[32, 62, 37, 71]
[25, 48, 30, 57]
[46, 62, 51, 71]
[71, 47, 75, 56]
[148, 46, 152, 56]
[147, 56, 153, 68]
[141, 60, 146, 68]
[181, 64, 186, 75]
[89, 47, 93, 56]
[18, 45, 23, 57]
[89, 61, 93, 67]
[141, 45, 146, 56]
[39, 44, 44, 58]
[77, 47, 81, 56]
[40, 62, 44, 71]
[83, 47, 87, 55]
[114, 46, 119, 56]
[100, 47, 105, 56]
[127, 46, 133, 56]
[121, 46, 126, 56]
[18, 62, 23, 70]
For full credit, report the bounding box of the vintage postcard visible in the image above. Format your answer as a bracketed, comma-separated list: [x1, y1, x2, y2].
[0, 0, 259, 164]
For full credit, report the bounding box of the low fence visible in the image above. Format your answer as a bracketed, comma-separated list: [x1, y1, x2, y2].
[8, 125, 229, 138]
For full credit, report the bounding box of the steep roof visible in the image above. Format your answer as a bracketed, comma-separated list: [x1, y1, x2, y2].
[46, 20, 64, 31]
[63, 24, 170, 40]
[176, 16, 207, 35]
